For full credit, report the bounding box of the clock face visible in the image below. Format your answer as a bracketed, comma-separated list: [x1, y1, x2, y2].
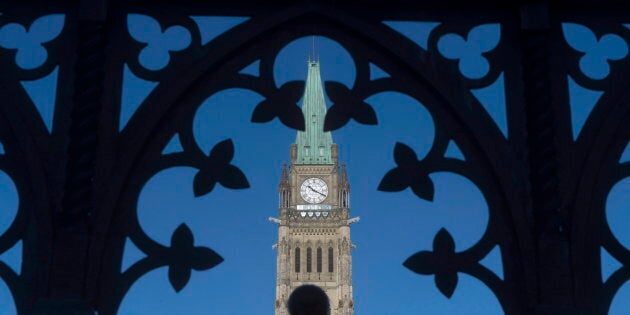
[300, 178, 328, 204]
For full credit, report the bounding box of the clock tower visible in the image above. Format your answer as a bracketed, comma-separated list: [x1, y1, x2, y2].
[271, 60, 357, 315]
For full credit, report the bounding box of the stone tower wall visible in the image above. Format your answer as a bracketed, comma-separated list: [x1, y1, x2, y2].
[274, 164, 354, 315]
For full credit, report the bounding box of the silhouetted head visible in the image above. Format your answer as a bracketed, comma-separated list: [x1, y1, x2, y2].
[287, 285, 330, 315]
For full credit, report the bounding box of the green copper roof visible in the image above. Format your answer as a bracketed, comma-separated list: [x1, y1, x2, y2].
[294, 61, 334, 165]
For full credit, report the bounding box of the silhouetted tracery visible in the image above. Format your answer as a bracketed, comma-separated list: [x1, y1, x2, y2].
[0, 1, 627, 314]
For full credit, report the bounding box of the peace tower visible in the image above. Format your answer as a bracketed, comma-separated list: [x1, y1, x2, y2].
[271, 61, 357, 315]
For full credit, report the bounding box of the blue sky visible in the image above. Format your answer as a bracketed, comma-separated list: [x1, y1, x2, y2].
[0, 14, 629, 315]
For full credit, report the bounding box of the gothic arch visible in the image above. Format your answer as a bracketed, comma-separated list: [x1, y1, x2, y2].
[0, 5, 536, 314]
[0, 10, 108, 311]
[571, 102, 630, 312]
[0, 2, 628, 314]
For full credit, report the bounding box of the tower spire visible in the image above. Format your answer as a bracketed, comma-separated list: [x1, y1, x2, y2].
[294, 60, 334, 164]
[279, 163, 289, 186]
[278, 163, 290, 208]
[341, 163, 349, 188]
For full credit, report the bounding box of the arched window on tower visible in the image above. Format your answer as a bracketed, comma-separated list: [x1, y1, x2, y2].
[295, 248, 300, 273]
[328, 247, 334, 272]
[284, 191, 290, 208]
[317, 247, 322, 272]
[307, 248, 312, 273]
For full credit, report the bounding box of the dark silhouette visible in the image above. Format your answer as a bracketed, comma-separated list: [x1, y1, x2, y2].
[287, 285, 331, 315]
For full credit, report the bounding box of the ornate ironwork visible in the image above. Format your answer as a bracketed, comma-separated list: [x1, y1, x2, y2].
[0, 1, 627, 314]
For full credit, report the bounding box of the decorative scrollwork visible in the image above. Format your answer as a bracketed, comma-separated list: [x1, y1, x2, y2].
[106, 137, 250, 313]
[0, 3, 628, 315]
[556, 19, 630, 313]
[0, 10, 70, 314]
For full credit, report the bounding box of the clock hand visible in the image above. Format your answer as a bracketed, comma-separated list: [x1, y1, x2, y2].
[307, 185, 326, 197]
